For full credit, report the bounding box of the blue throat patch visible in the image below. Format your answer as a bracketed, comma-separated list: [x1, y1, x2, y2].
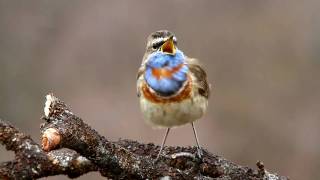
[145, 49, 189, 96]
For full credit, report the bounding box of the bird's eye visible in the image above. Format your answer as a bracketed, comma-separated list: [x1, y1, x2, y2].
[152, 42, 163, 50]
[152, 44, 158, 49]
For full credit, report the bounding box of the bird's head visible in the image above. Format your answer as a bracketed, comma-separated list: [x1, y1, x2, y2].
[143, 30, 189, 96]
[145, 30, 178, 56]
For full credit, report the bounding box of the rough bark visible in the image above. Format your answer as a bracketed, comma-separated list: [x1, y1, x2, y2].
[0, 94, 289, 180]
[0, 120, 96, 179]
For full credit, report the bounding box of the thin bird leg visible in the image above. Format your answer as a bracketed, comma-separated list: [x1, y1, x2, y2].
[156, 128, 170, 160]
[191, 122, 202, 158]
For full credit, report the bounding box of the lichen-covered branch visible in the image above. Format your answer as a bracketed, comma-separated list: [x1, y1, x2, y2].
[38, 94, 288, 180]
[0, 119, 96, 179]
[0, 93, 289, 179]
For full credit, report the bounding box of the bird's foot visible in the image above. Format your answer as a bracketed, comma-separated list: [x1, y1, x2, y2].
[153, 158, 159, 165]
[196, 147, 203, 161]
[153, 150, 165, 164]
[153, 155, 161, 164]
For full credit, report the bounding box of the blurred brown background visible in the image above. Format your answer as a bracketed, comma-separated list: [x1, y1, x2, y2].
[0, 1, 319, 179]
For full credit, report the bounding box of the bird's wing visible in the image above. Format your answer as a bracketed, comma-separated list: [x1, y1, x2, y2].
[186, 58, 211, 98]
[136, 66, 145, 80]
[136, 66, 145, 97]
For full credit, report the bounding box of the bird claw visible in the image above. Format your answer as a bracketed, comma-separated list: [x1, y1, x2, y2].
[196, 148, 203, 159]
[153, 151, 166, 164]
[153, 153, 160, 164]
[195, 148, 204, 163]
[153, 158, 160, 165]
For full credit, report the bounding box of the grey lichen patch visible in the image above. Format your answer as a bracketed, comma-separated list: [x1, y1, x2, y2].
[18, 140, 42, 154]
[265, 170, 280, 180]
[47, 149, 83, 169]
[160, 176, 172, 180]
[97, 142, 108, 155]
[171, 152, 196, 160]
[64, 110, 73, 115]
[50, 153, 72, 168]
[44, 94, 58, 117]
[76, 156, 88, 164]
[31, 168, 39, 175]
[131, 159, 141, 172]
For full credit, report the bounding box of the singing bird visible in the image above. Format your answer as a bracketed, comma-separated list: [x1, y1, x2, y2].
[137, 30, 210, 159]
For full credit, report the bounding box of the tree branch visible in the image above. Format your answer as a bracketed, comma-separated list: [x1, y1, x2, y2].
[0, 94, 289, 179]
[0, 119, 96, 179]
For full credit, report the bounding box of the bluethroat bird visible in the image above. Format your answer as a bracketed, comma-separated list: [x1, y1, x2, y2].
[137, 30, 210, 160]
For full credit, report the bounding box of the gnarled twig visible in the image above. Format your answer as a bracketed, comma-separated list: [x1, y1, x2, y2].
[0, 119, 96, 179]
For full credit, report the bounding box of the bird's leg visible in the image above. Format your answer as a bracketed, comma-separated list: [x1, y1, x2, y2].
[156, 128, 170, 161]
[191, 122, 203, 158]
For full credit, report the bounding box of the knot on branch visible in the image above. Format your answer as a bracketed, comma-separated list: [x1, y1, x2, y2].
[42, 128, 61, 151]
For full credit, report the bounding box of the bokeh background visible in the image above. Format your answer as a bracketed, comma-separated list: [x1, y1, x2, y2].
[0, 1, 319, 179]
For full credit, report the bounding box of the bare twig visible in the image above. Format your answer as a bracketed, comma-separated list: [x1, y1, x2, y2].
[0, 119, 96, 179]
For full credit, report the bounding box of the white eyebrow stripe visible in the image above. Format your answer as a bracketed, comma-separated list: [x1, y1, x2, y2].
[152, 36, 177, 45]
[152, 37, 166, 45]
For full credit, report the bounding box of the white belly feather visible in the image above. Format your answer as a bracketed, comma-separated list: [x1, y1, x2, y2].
[139, 82, 208, 128]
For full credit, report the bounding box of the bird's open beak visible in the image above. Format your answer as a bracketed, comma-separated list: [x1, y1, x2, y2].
[161, 36, 176, 55]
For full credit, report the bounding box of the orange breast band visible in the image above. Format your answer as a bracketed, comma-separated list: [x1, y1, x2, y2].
[142, 76, 192, 103]
[151, 63, 184, 79]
